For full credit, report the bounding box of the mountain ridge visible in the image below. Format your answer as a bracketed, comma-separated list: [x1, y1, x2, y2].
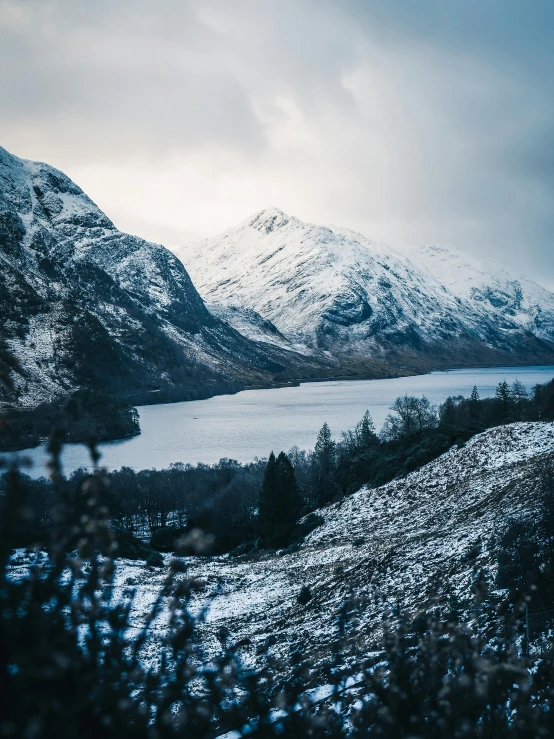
[396, 242, 554, 343]
[175, 207, 554, 371]
[3, 143, 554, 412]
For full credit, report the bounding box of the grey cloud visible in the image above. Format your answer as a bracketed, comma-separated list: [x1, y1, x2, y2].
[0, 0, 552, 287]
[0, 0, 268, 158]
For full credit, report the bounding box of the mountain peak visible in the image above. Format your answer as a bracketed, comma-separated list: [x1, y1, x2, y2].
[247, 207, 294, 234]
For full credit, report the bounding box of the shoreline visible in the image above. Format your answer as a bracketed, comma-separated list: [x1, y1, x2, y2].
[3, 361, 554, 454]
[134, 359, 554, 407]
[3, 364, 553, 477]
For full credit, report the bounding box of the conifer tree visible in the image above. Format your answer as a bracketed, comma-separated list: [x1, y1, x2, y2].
[313, 422, 337, 507]
[439, 396, 457, 426]
[259, 452, 278, 539]
[356, 410, 377, 448]
[258, 451, 301, 544]
[275, 451, 302, 529]
[469, 385, 481, 423]
[495, 380, 511, 421]
[315, 422, 335, 461]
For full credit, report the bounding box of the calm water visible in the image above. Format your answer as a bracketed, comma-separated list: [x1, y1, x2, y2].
[4, 365, 554, 478]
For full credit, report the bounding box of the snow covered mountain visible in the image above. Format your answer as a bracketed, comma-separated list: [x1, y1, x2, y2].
[396, 243, 554, 345]
[4, 143, 553, 409]
[206, 303, 294, 351]
[0, 150, 329, 405]
[176, 209, 554, 373]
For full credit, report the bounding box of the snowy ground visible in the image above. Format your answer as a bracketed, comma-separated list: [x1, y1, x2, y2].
[9, 422, 554, 670]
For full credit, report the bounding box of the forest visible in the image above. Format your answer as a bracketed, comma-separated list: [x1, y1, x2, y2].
[5, 376, 554, 557]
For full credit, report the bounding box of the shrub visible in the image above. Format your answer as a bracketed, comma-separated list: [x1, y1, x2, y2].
[150, 526, 186, 553]
[146, 551, 164, 568]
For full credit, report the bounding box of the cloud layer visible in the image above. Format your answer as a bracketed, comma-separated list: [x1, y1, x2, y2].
[1, 0, 553, 286]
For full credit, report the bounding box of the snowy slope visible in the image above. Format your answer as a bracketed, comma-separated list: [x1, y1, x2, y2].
[176, 209, 554, 371]
[206, 303, 294, 350]
[396, 243, 554, 344]
[47, 421, 551, 670]
[179, 422, 554, 666]
[0, 150, 330, 405]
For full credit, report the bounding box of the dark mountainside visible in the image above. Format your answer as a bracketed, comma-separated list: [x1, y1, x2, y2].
[0, 146, 338, 410]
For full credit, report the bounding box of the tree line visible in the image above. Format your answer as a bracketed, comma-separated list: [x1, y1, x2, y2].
[4, 376, 554, 556]
[0, 389, 140, 451]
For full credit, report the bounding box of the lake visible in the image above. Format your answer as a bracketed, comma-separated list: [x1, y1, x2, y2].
[4, 365, 554, 478]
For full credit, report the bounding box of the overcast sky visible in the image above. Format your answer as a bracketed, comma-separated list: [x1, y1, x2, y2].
[1, 0, 553, 287]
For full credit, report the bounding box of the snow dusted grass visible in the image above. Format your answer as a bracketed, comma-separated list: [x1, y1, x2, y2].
[92, 422, 554, 669]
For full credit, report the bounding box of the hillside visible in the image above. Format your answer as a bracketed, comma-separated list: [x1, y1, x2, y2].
[94, 421, 554, 667]
[176, 208, 554, 373]
[0, 149, 333, 406]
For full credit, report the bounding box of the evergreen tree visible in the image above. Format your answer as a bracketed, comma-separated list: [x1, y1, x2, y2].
[259, 452, 279, 540]
[315, 422, 335, 461]
[313, 422, 337, 507]
[356, 410, 377, 448]
[276, 451, 302, 528]
[469, 385, 481, 423]
[258, 451, 301, 545]
[495, 380, 511, 421]
[439, 396, 457, 426]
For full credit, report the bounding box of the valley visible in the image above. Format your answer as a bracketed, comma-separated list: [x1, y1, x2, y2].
[5, 3, 554, 735]
[2, 145, 554, 737]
